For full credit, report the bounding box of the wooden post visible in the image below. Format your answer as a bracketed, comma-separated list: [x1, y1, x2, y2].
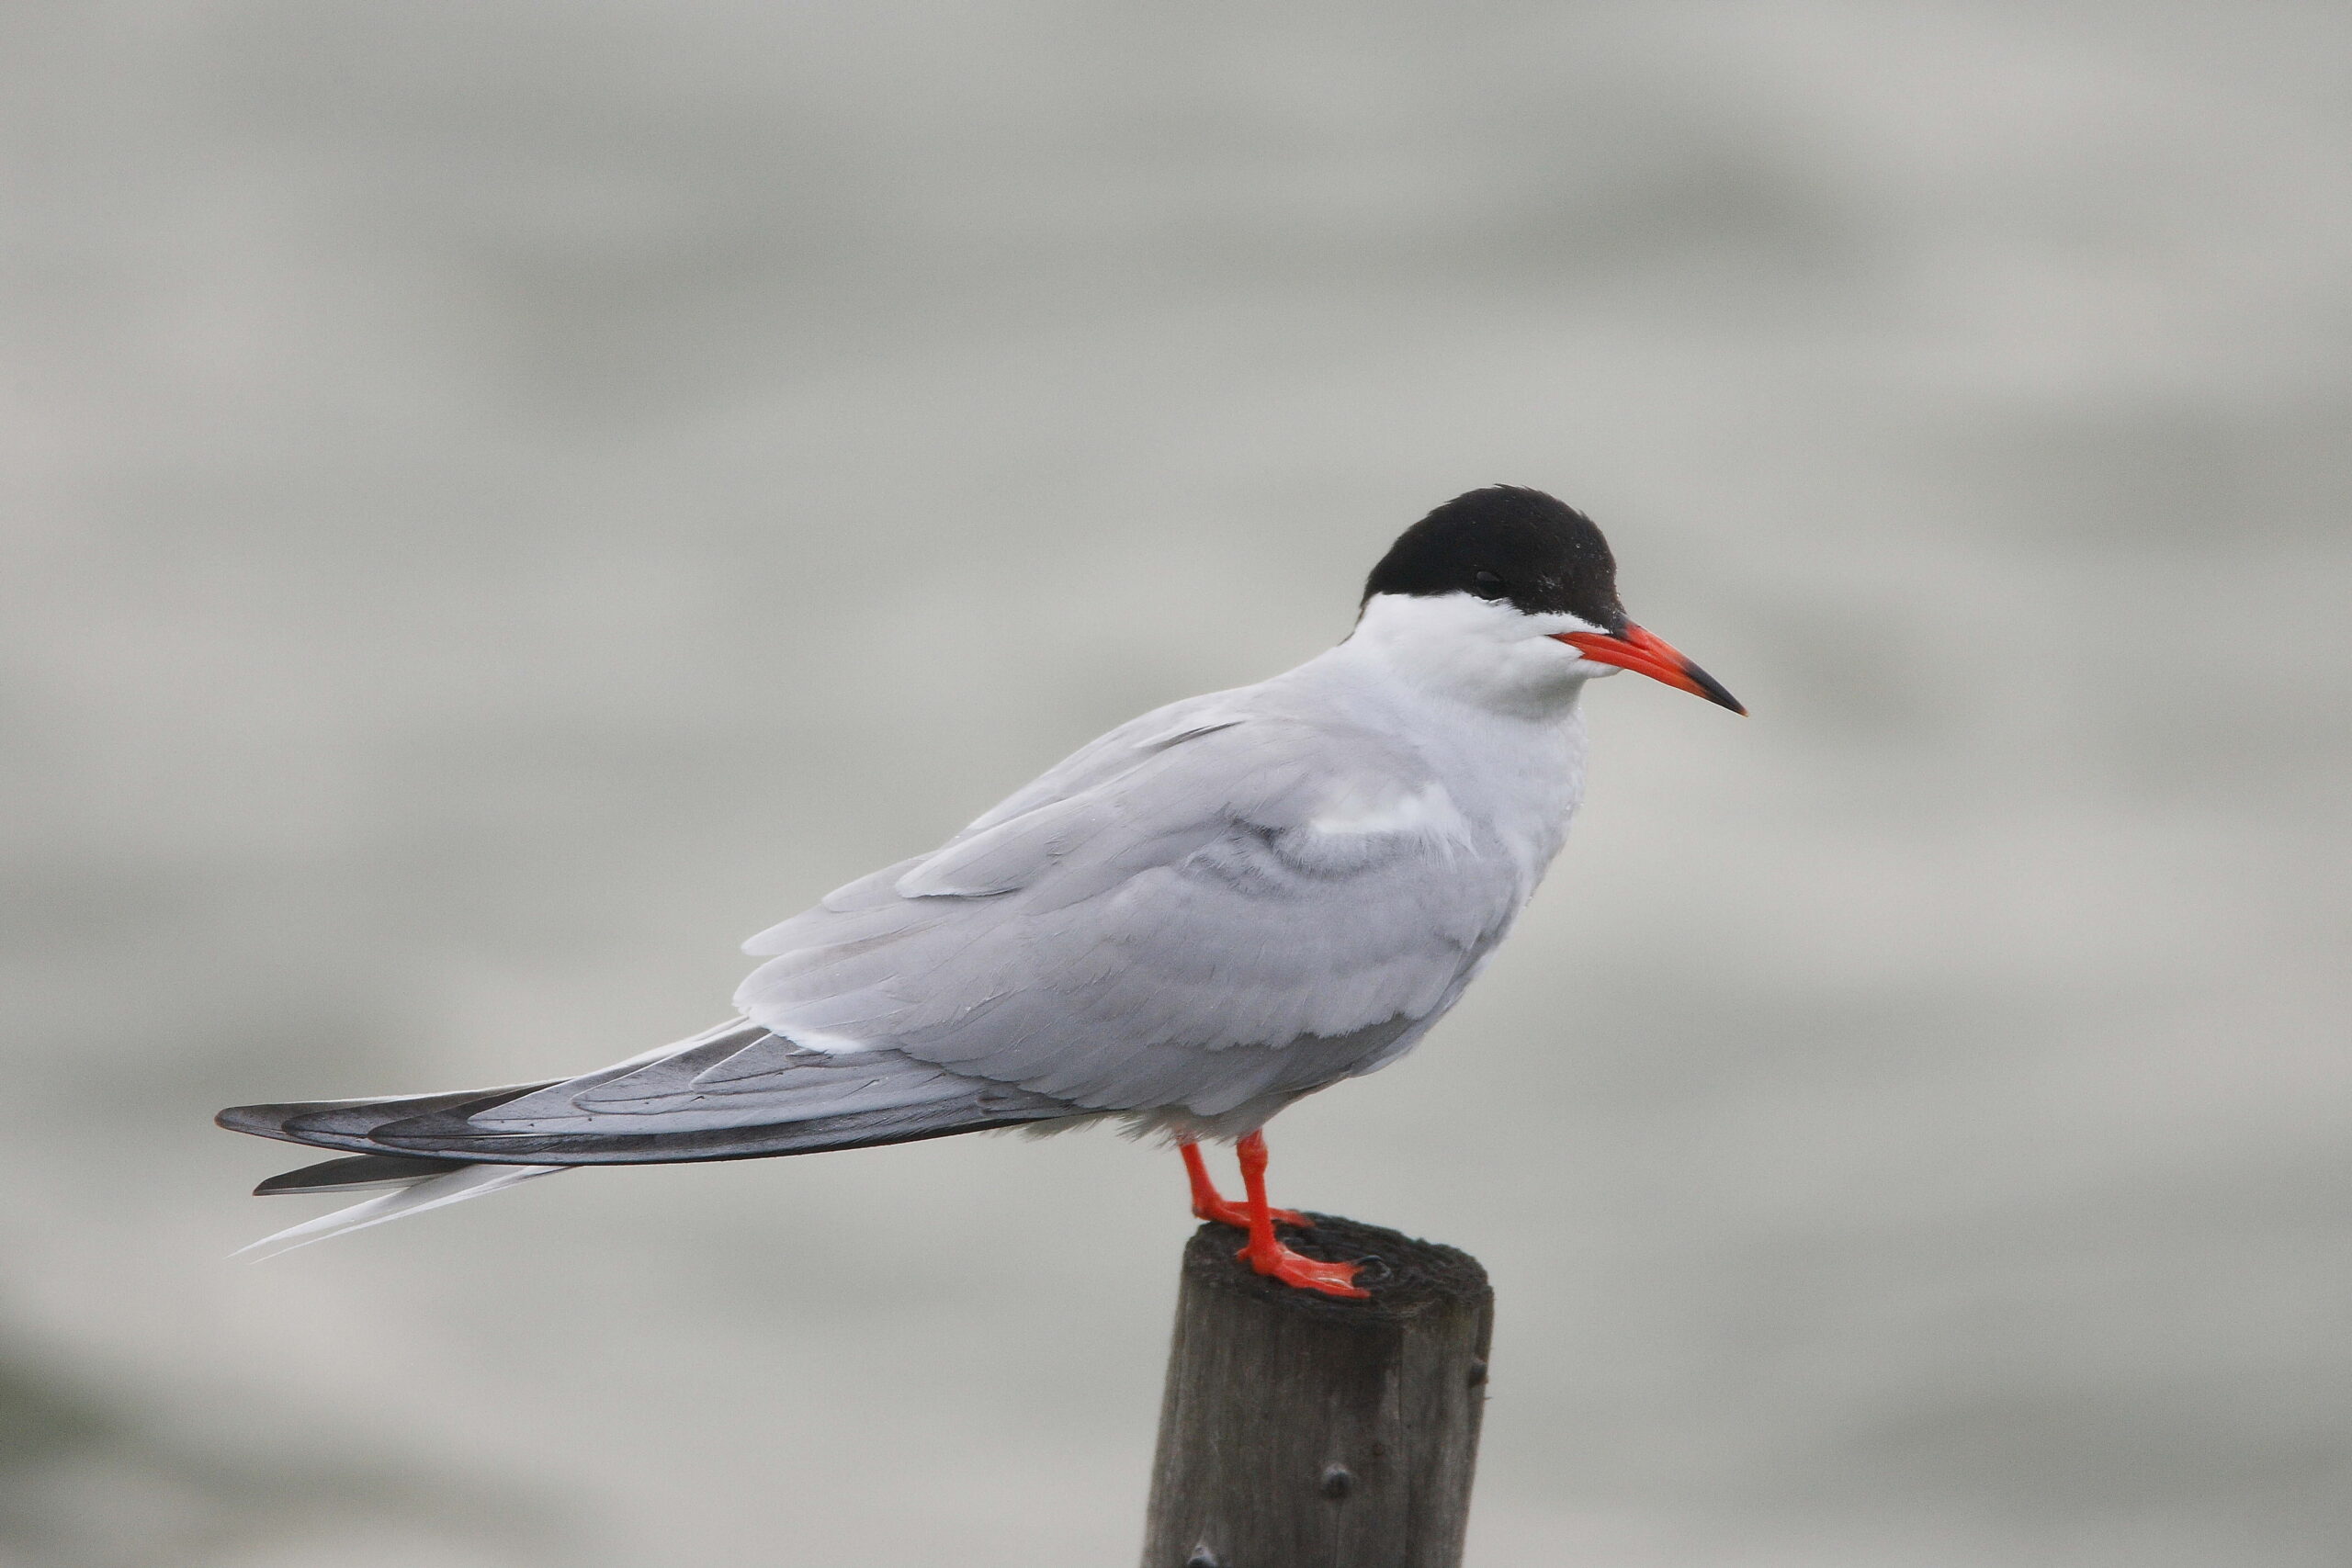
[1140, 1213, 1494, 1568]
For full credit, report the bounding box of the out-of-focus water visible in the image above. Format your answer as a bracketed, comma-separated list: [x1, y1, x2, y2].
[4, 4, 2347, 1563]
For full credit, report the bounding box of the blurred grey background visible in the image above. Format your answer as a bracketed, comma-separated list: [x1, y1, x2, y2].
[4, 2, 2347, 1563]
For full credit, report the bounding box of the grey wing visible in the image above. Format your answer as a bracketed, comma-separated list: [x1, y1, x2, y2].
[220, 1017, 1076, 1164]
[730, 712, 1530, 1121]
[218, 697, 1329, 1167]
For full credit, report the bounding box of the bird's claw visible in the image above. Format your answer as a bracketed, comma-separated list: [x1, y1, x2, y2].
[1238, 1237, 1369, 1299]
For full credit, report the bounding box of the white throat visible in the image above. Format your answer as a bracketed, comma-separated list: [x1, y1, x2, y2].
[1340, 592, 1612, 720]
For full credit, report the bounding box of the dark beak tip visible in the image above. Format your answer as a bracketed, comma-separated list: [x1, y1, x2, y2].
[1683, 664, 1747, 716]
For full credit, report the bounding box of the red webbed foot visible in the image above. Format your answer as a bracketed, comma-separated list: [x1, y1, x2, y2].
[1199, 1129, 1370, 1300]
[1238, 1233, 1369, 1299]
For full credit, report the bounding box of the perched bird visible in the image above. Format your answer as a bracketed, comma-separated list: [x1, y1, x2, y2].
[219, 486, 1741, 1295]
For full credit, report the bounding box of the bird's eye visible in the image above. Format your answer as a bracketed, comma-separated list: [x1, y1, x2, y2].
[1471, 570, 1507, 601]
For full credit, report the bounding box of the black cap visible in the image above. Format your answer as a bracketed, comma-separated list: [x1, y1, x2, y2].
[1362, 487, 1626, 633]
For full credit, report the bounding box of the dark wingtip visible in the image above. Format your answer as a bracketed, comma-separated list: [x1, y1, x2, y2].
[254, 1153, 470, 1197]
[215, 1082, 563, 1148]
[217, 1102, 293, 1137]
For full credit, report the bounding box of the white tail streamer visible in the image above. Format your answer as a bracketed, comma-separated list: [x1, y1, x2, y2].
[236, 1163, 567, 1261]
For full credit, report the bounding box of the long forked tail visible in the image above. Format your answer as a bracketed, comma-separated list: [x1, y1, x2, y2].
[237, 1157, 566, 1260]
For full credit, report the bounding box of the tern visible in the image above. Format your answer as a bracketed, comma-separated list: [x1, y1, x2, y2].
[219, 486, 1741, 1295]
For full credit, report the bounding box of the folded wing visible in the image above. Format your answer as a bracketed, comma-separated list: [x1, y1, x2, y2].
[734, 703, 1527, 1120]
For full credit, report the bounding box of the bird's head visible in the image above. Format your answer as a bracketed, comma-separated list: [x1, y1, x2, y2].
[1351, 486, 1744, 718]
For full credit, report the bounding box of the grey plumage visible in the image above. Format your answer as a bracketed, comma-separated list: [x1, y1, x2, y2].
[219, 485, 1742, 1258]
[732, 685, 1544, 1131]
[224, 660, 1570, 1235]
[219, 1023, 1072, 1165]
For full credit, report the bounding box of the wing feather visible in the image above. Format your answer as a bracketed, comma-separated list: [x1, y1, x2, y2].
[733, 705, 1527, 1117]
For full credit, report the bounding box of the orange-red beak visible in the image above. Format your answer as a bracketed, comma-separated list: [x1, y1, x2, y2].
[1554, 624, 1746, 715]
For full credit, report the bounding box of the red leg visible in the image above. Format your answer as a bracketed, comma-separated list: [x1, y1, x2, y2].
[1234, 1132, 1365, 1299]
[1180, 1140, 1307, 1230]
